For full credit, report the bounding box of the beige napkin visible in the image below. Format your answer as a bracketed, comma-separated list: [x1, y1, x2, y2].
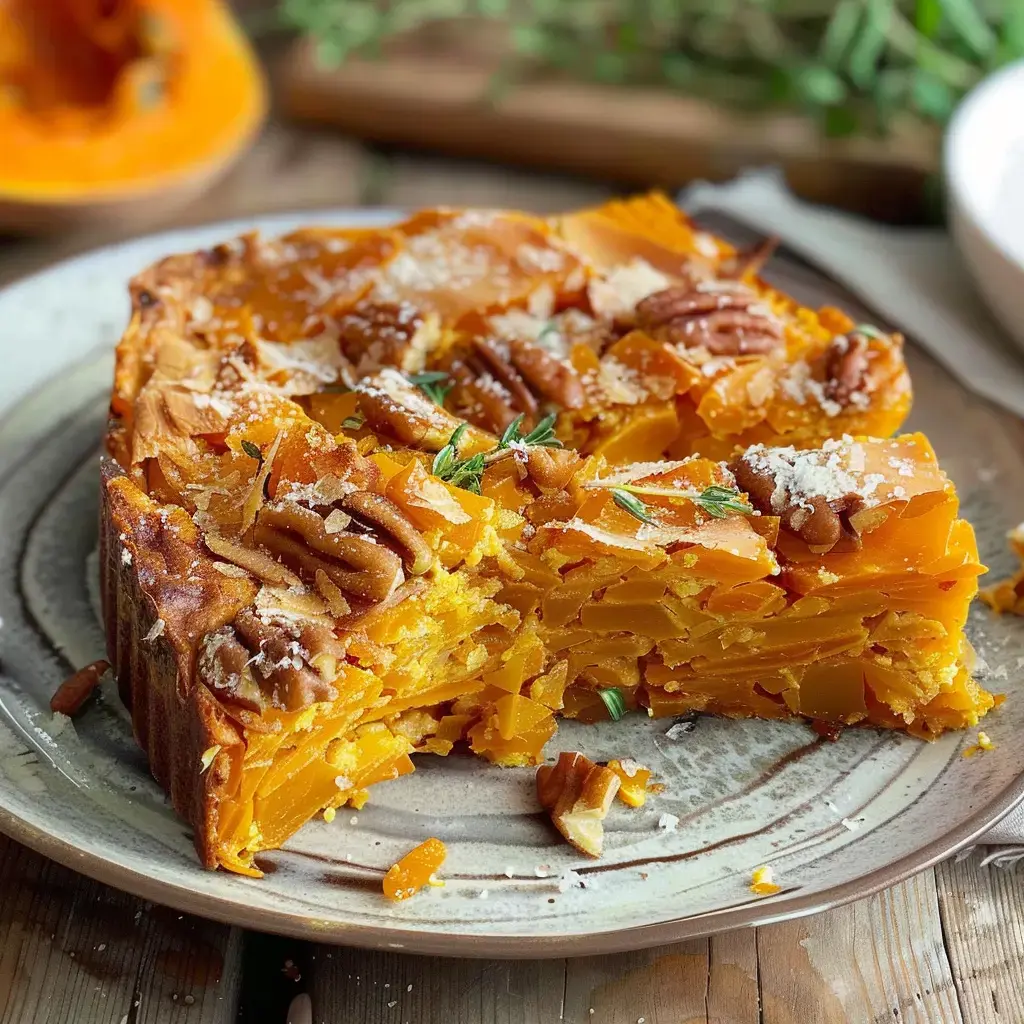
[679, 169, 1024, 851]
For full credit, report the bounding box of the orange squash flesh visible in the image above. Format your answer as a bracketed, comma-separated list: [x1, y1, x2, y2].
[0, 0, 265, 206]
[99, 194, 991, 876]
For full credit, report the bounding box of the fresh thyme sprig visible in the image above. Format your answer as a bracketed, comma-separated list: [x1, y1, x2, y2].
[341, 413, 365, 430]
[595, 482, 754, 524]
[408, 370, 454, 406]
[240, 439, 264, 466]
[431, 413, 562, 493]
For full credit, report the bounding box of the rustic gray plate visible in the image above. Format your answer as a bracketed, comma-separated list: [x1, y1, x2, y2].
[1, 211, 1023, 958]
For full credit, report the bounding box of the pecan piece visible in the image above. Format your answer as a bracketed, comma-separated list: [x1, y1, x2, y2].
[524, 447, 580, 490]
[337, 301, 440, 375]
[471, 337, 538, 417]
[636, 285, 783, 356]
[198, 628, 265, 713]
[732, 456, 860, 551]
[450, 360, 519, 434]
[233, 609, 337, 712]
[823, 333, 871, 405]
[257, 503, 404, 601]
[536, 751, 620, 857]
[50, 659, 109, 717]
[508, 339, 586, 410]
[357, 369, 491, 452]
[340, 491, 433, 575]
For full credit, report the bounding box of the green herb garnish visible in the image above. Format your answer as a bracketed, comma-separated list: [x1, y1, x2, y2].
[240, 439, 264, 466]
[408, 370, 454, 407]
[596, 482, 753, 524]
[599, 688, 627, 722]
[499, 412, 562, 451]
[611, 488, 656, 524]
[431, 414, 563, 494]
[341, 414, 365, 430]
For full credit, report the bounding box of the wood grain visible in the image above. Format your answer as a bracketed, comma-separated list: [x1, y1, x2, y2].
[306, 945, 565, 1023]
[937, 850, 1024, 1023]
[277, 32, 939, 222]
[757, 872, 963, 1024]
[0, 835, 243, 1024]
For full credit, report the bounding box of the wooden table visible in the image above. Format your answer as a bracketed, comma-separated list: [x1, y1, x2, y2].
[1, 125, 1022, 1024]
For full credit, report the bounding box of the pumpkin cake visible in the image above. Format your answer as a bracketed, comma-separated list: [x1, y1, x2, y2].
[100, 195, 990, 876]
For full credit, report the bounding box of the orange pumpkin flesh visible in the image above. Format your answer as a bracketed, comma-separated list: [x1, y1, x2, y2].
[0, 0, 266, 228]
[98, 195, 994, 876]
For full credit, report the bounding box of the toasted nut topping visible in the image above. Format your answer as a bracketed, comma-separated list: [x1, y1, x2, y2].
[199, 628, 265, 712]
[233, 609, 337, 712]
[340, 491, 434, 576]
[315, 568, 352, 618]
[636, 285, 783, 356]
[471, 337, 538, 416]
[50, 659, 109, 717]
[256, 505, 404, 602]
[204, 531, 301, 588]
[536, 750, 620, 857]
[823, 333, 871, 405]
[524, 447, 580, 490]
[732, 457, 860, 551]
[508, 339, 586, 410]
[358, 370, 491, 452]
[450, 360, 519, 434]
[337, 302, 439, 375]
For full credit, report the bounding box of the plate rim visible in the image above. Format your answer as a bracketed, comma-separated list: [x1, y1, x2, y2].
[1, 208, 1023, 957]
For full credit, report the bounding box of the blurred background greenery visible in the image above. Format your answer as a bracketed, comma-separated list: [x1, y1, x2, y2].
[276, 0, 1024, 136]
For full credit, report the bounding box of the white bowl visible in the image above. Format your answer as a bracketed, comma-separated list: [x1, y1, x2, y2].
[946, 60, 1024, 352]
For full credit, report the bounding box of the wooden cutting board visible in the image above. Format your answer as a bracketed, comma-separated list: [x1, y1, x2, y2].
[276, 27, 942, 223]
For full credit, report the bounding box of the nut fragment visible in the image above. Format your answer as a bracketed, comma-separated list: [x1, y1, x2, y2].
[450, 360, 519, 434]
[823, 333, 871, 405]
[198, 628, 265, 712]
[337, 302, 439, 375]
[719, 236, 779, 281]
[732, 456, 860, 551]
[233, 609, 337, 712]
[523, 447, 580, 490]
[508, 339, 586, 410]
[536, 751, 620, 857]
[471, 337, 538, 416]
[340, 491, 434, 575]
[256, 503, 404, 601]
[50, 659, 109, 717]
[635, 285, 783, 356]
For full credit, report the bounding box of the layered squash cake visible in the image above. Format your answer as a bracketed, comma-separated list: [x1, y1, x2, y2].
[100, 195, 991, 875]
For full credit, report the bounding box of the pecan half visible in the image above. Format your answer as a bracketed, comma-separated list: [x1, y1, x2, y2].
[508, 339, 586, 410]
[233, 609, 338, 712]
[524, 447, 580, 490]
[357, 370, 491, 452]
[450, 360, 519, 434]
[732, 456, 860, 550]
[536, 750, 620, 857]
[636, 285, 783, 356]
[823, 333, 871, 405]
[198, 628, 266, 712]
[50, 659, 109, 717]
[337, 301, 440, 375]
[340, 491, 433, 575]
[471, 337, 538, 417]
[257, 502, 404, 601]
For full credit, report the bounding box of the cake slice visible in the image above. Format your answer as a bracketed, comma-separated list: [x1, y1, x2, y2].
[99, 195, 985, 876]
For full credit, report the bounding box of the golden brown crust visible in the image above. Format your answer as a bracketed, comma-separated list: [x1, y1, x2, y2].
[100, 459, 248, 869]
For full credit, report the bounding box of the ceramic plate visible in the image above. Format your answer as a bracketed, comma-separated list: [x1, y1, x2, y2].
[1, 211, 1023, 958]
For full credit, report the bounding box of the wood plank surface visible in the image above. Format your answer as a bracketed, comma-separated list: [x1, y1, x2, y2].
[936, 850, 1024, 1023]
[757, 871, 962, 1024]
[0, 835, 243, 1024]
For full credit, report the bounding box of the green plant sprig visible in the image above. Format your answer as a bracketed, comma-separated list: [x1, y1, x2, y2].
[431, 412, 562, 493]
[408, 370, 454, 406]
[275, 0, 1024, 137]
[593, 481, 754, 524]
